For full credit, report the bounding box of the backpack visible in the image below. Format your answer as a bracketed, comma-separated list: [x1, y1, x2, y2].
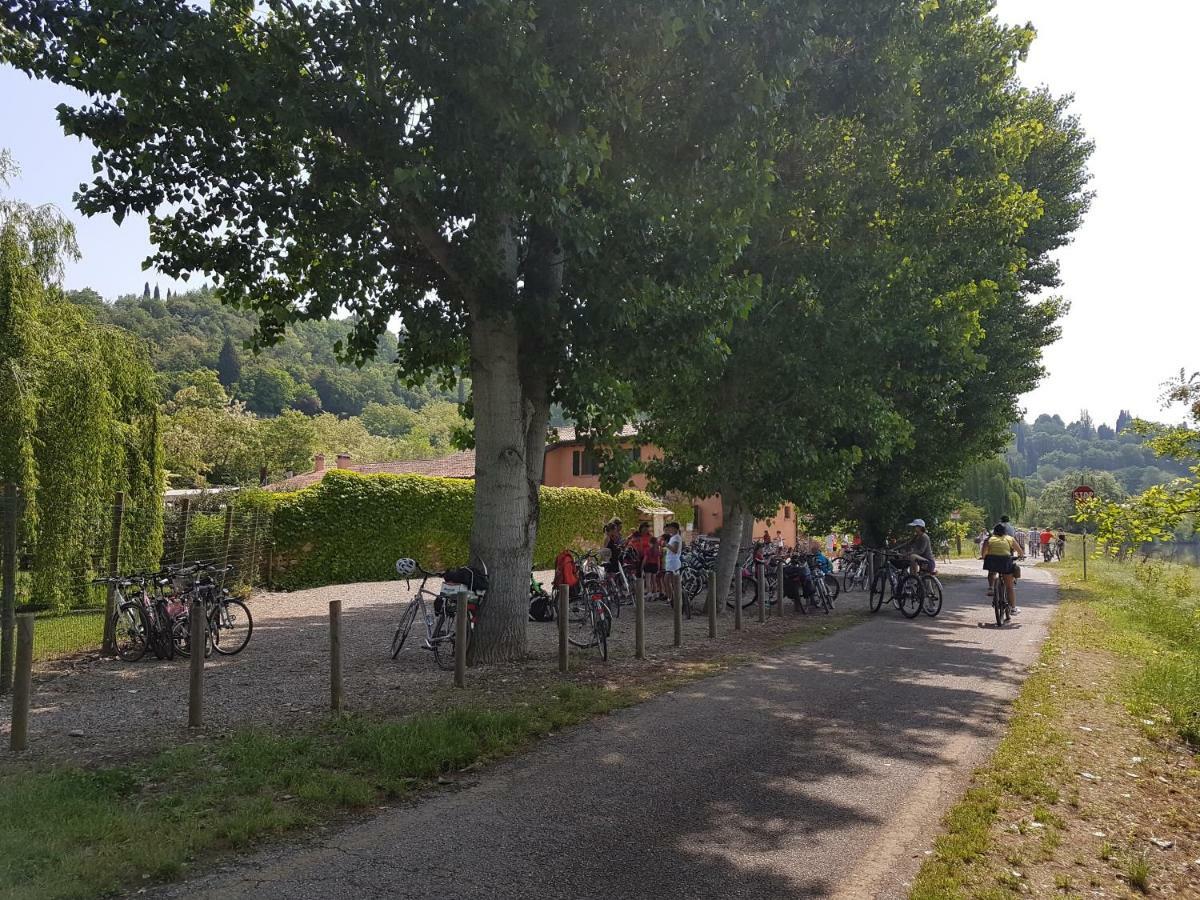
[529, 589, 556, 622]
[553, 550, 579, 588]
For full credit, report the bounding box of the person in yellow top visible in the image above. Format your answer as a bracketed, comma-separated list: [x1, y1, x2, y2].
[982, 523, 1024, 615]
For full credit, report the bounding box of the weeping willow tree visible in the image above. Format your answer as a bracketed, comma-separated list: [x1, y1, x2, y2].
[0, 152, 162, 609]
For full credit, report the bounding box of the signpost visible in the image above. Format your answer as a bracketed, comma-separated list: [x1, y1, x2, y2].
[1072, 485, 1095, 580]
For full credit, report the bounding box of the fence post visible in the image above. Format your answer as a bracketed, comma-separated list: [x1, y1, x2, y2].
[776, 559, 785, 617]
[101, 491, 126, 656]
[220, 502, 235, 577]
[756, 562, 766, 624]
[330, 599, 343, 711]
[454, 591, 468, 689]
[188, 597, 204, 728]
[177, 497, 192, 565]
[707, 570, 717, 639]
[1, 483, 18, 695]
[248, 511, 260, 586]
[557, 584, 569, 673]
[672, 576, 683, 648]
[9, 614, 34, 751]
[634, 578, 645, 660]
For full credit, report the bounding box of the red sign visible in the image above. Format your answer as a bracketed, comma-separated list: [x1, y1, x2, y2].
[1072, 485, 1096, 504]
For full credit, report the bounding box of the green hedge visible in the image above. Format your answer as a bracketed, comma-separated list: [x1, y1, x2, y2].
[267, 470, 679, 590]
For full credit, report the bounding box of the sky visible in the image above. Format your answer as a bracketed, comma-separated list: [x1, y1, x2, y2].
[1, 2, 1197, 427]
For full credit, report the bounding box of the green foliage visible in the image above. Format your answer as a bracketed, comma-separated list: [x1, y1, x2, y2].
[962, 458, 1027, 525]
[1083, 371, 1200, 555]
[0, 158, 162, 609]
[1036, 470, 1125, 532]
[267, 470, 665, 589]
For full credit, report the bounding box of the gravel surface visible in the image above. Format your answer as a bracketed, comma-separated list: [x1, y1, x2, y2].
[0, 569, 862, 765]
[148, 560, 1060, 899]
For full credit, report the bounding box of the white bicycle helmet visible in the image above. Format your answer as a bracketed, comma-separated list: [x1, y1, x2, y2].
[394, 557, 417, 577]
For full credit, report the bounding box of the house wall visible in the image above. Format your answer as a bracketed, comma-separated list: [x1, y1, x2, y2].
[692, 496, 798, 546]
[542, 442, 653, 491]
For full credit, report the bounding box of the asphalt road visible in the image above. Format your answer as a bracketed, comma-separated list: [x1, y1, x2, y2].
[157, 560, 1058, 900]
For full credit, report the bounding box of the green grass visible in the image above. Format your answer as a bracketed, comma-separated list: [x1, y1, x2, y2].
[0, 683, 643, 900]
[28, 611, 105, 661]
[909, 555, 1198, 899]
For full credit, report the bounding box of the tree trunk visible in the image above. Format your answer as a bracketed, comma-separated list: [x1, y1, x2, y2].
[465, 221, 560, 665]
[714, 489, 746, 606]
[467, 308, 548, 663]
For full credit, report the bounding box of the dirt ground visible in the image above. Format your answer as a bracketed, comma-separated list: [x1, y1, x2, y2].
[0, 570, 869, 767]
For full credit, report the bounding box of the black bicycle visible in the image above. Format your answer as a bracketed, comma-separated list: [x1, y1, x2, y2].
[868, 551, 924, 619]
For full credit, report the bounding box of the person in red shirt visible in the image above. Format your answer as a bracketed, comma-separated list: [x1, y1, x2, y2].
[1039, 527, 1054, 561]
[642, 530, 663, 599]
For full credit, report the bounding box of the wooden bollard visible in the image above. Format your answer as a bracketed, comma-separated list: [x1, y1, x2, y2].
[634, 578, 646, 660]
[757, 563, 766, 624]
[707, 571, 717, 639]
[672, 576, 683, 648]
[329, 599, 343, 711]
[777, 560, 785, 617]
[454, 590, 468, 689]
[557, 584, 569, 673]
[9, 614, 33, 751]
[188, 597, 204, 728]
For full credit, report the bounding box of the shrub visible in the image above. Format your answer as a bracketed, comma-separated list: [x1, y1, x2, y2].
[266, 470, 675, 589]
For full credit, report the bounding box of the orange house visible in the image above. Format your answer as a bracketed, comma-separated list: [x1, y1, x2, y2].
[543, 427, 797, 545]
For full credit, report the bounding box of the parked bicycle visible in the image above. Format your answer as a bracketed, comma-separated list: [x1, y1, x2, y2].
[568, 551, 613, 660]
[391, 558, 488, 670]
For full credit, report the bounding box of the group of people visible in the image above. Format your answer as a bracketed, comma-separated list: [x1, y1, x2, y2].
[975, 517, 1065, 561]
[603, 518, 683, 600]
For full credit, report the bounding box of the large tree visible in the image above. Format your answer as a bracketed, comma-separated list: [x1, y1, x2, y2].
[2, 1, 811, 660]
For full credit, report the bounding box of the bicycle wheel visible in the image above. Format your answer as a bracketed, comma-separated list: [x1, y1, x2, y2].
[898, 575, 923, 619]
[823, 575, 840, 605]
[172, 612, 213, 658]
[921, 576, 943, 617]
[869, 570, 888, 613]
[813, 579, 831, 614]
[212, 598, 253, 655]
[390, 598, 422, 659]
[432, 613, 455, 670]
[596, 607, 610, 661]
[993, 579, 1007, 627]
[568, 596, 599, 648]
[112, 602, 149, 662]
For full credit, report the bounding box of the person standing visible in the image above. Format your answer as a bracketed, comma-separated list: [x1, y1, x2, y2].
[662, 521, 683, 601]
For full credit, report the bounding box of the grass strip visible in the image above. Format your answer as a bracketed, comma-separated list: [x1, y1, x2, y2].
[909, 556, 1198, 899]
[0, 610, 870, 900]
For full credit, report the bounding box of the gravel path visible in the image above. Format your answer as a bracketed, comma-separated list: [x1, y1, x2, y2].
[0, 569, 862, 765]
[149, 561, 1060, 899]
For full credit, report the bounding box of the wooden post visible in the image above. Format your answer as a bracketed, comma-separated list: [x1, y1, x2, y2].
[634, 578, 645, 660]
[672, 576, 682, 648]
[557, 584, 569, 673]
[248, 511, 260, 586]
[101, 492, 126, 656]
[9, 614, 33, 751]
[756, 562, 766, 624]
[188, 597, 204, 728]
[776, 560, 785, 617]
[454, 590, 468, 689]
[177, 497, 192, 565]
[707, 570, 717, 639]
[220, 502, 235, 578]
[330, 599, 343, 711]
[1, 483, 18, 695]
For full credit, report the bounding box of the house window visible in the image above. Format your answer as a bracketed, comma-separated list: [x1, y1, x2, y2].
[627, 446, 641, 462]
[571, 450, 600, 477]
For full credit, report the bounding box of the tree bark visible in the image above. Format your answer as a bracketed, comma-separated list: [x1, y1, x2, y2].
[465, 221, 560, 664]
[714, 488, 746, 607]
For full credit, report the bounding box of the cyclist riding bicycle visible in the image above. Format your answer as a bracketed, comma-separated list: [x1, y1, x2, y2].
[891, 519, 936, 575]
[983, 523, 1024, 614]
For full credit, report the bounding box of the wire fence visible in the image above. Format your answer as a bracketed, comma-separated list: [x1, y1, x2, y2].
[0, 485, 271, 670]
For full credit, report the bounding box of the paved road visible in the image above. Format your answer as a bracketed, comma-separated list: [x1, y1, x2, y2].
[159, 561, 1058, 900]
